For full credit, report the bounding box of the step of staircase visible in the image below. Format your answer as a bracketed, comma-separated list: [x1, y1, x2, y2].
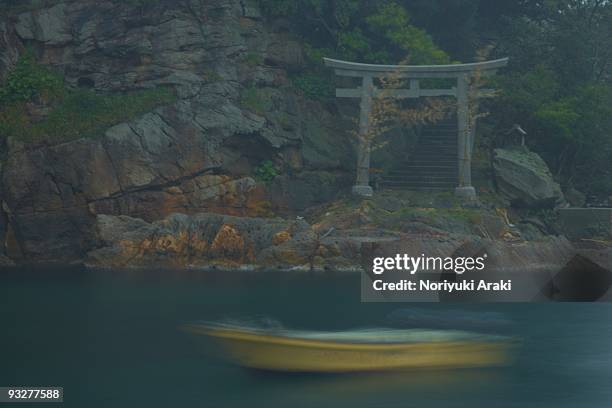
[408, 157, 457, 163]
[409, 151, 456, 156]
[388, 164, 457, 171]
[380, 122, 459, 191]
[388, 170, 457, 178]
[418, 140, 456, 145]
[380, 178, 456, 186]
[383, 178, 457, 185]
[379, 180, 456, 189]
[381, 185, 454, 192]
[419, 139, 456, 145]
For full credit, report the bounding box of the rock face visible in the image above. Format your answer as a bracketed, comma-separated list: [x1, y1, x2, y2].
[564, 187, 586, 207]
[87, 213, 319, 269]
[0, 1, 580, 271]
[85, 210, 591, 293]
[0, 0, 354, 263]
[88, 212, 396, 271]
[493, 148, 564, 208]
[0, 21, 19, 82]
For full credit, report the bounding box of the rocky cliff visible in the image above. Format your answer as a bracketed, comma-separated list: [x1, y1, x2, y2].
[0, 0, 354, 263]
[1, 0, 609, 292]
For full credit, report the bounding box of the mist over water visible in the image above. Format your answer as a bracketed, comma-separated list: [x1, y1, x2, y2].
[1, 267, 611, 408]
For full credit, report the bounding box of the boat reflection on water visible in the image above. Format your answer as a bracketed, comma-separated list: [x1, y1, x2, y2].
[183, 315, 520, 374]
[245, 367, 510, 406]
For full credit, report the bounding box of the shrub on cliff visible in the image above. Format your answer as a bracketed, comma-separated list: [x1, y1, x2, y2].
[255, 160, 279, 184]
[0, 49, 63, 106]
[258, 1, 449, 65]
[0, 52, 176, 144]
[28, 87, 176, 143]
[257, 1, 450, 100]
[239, 86, 273, 115]
[0, 0, 61, 14]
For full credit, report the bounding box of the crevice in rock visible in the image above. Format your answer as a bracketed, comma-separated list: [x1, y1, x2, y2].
[126, 122, 168, 183]
[152, 111, 189, 174]
[86, 165, 217, 204]
[1, 203, 26, 260]
[100, 138, 125, 193]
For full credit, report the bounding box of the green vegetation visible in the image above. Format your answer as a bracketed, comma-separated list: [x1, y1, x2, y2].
[290, 74, 334, 100]
[257, 0, 612, 199]
[202, 70, 223, 83]
[388, 207, 483, 229]
[258, 1, 449, 65]
[0, 0, 61, 14]
[0, 50, 63, 105]
[364, 3, 449, 64]
[243, 53, 264, 67]
[257, 1, 450, 99]
[6, 0, 608, 200]
[256, 0, 297, 17]
[0, 88, 176, 144]
[0, 0, 160, 14]
[0, 52, 176, 144]
[313, 189, 494, 236]
[240, 86, 273, 115]
[255, 160, 279, 184]
[490, 1, 612, 197]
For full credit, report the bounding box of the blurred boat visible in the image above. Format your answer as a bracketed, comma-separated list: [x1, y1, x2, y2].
[184, 321, 519, 373]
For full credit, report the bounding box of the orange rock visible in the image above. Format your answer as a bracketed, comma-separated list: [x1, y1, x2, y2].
[246, 244, 256, 263]
[190, 232, 208, 257]
[210, 224, 245, 260]
[116, 239, 143, 264]
[273, 230, 291, 245]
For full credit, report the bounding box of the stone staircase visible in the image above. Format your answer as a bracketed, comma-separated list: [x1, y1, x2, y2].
[380, 121, 458, 191]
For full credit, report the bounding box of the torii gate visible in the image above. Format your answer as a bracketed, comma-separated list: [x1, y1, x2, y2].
[323, 57, 509, 198]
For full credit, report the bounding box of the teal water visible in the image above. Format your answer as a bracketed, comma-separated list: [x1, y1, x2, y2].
[1, 267, 611, 407]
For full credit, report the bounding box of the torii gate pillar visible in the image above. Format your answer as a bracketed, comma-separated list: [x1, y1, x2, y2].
[455, 73, 476, 199]
[353, 75, 374, 197]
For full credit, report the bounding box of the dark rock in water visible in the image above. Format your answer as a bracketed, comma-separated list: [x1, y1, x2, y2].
[438, 237, 576, 301]
[493, 148, 564, 208]
[549, 254, 612, 301]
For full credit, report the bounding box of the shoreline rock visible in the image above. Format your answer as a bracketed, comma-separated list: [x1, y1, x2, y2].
[493, 147, 564, 208]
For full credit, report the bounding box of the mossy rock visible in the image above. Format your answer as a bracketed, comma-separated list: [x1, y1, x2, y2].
[493, 147, 564, 208]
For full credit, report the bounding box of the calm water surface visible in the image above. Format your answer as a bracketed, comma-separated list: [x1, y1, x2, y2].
[1, 267, 611, 407]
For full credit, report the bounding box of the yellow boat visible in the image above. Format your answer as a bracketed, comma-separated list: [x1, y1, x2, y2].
[184, 321, 518, 373]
